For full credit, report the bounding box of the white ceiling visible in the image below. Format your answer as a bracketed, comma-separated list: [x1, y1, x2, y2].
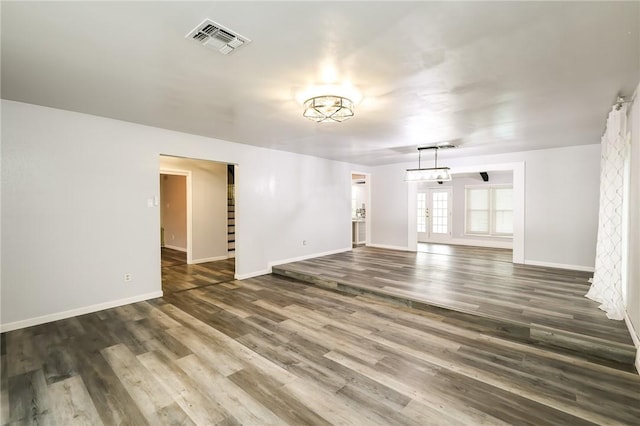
[2, 1, 638, 166]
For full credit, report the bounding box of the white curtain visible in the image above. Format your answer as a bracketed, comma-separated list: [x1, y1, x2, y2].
[586, 104, 629, 320]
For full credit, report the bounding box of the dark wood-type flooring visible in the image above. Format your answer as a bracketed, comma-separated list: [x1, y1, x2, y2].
[2, 245, 640, 425]
[273, 244, 637, 368]
[162, 247, 235, 295]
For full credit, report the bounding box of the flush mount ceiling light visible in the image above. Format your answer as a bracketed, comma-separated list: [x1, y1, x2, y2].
[303, 95, 354, 123]
[405, 146, 452, 182]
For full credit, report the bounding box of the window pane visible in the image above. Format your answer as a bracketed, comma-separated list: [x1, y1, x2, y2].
[495, 211, 513, 234]
[468, 211, 489, 233]
[432, 191, 448, 234]
[417, 193, 426, 233]
[468, 188, 489, 209]
[494, 188, 513, 210]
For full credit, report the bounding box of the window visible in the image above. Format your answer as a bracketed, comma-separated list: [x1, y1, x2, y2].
[431, 191, 448, 234]
[465, 185, 513, 236]
[416, 192, 426, 232]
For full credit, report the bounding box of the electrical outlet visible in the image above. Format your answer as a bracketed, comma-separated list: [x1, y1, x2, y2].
[124, 273, 132, 282]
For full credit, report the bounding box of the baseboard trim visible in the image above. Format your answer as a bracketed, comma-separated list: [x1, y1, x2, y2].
[164, 245, 186, 252]
[623, 311, 640, 375]
[0, 291, 164, 333]
[367, 244, 412, 252]
[235, 269, 269, 280]
[524, 260, 595, 273]
[267, 247, 352, 272]
[443, 238, 513, 249]
[191, 255, 228, 264]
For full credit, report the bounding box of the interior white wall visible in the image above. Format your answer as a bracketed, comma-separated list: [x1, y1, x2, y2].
[160, 174, 187, 251]
[626, 84, 640, 347]
[159, 157, 227, 263]
[0, 100, 360, 330]
[371, 144, 601, 270]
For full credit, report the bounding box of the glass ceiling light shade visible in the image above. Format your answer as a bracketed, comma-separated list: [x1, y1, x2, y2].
[405, 167, 451, 182]
[303, 95, 354, 123]
[405, 147, 452, 182]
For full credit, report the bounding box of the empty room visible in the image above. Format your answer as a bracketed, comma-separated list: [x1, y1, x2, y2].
[1, 1, 640, 425]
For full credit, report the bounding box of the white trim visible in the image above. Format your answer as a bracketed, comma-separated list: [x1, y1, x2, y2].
[0, 291, 164, 333]
[267, 247, 352, 272]
[227, 252, 236, 259]
[441, 238, 513, 249]
[368, 243, 412, 252]
[191, 255, 228, 264]
[235, 269, 269, 280]
[160, 168, 193, 264]
[524, 260, 595, 272]
[163, 244, 186, 252]
[623, 310, 640, 375]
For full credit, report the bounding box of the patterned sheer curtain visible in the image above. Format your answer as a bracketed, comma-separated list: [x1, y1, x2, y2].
[586, 104, 630, 320]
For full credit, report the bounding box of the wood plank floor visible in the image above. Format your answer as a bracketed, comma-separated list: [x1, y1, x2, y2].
[162, 247, 235, 295]
[272, 245, 637, 367]
[2, 273, 640, 425]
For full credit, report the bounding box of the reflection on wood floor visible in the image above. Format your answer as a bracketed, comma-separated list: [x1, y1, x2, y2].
[2, 245, 639, 425]
[161, 247, 235, 295]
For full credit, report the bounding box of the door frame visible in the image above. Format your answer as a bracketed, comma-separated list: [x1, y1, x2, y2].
[160, 168, 193, 264]
[351, 170, 371, 247]
[417, 187, 453, 243]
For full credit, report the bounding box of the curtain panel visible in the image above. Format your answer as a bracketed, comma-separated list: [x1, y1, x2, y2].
[586, 104, 629, 320]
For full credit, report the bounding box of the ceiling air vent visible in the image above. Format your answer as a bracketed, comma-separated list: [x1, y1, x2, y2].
[186, 19, 250, 55]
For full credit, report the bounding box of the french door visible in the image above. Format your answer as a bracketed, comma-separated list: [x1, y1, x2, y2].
[417, 188, 452, 242]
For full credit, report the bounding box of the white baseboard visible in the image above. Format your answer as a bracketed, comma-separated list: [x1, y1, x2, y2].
[623, 311, 640, 375]
[164, 245, 186, 252]
[235, 269, 269, 280]
[228, 252, 236, 259]
[442, 238, 513, 249]
[367, 244, 412, 252]
[267, 247, 352, 272]
[524, 260, 595, 272]
[0, 291, 164, 333]
[191, 255, 228, 264]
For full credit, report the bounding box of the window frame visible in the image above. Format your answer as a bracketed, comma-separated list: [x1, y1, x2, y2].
[464, 184, 513, 237]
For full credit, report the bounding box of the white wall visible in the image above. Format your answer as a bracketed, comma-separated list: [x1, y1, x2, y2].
[627, 83, 640, 350]
[160, 157, 227, 262]
[371, 144, 601, 270]
[1, 100, 359, 330]
[160, 174, 187, 250]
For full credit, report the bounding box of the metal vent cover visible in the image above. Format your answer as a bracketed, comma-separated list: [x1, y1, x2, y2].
[186, 19, 250, 55]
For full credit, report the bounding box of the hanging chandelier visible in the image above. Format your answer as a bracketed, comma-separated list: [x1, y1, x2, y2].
[405, 146, 452, 182]
[303, 95, 354, 123]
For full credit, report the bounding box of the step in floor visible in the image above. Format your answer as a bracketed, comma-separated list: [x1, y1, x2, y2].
[272, 245, 637, 371]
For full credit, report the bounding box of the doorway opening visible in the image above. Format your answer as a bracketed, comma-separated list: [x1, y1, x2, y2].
[408, 163, 524, 264]
[159, 155, 236, 294]
[351, 172, 370, 248]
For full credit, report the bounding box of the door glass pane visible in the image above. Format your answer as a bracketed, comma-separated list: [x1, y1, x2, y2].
[431, 191, 448, 234]
[417, 193, 426, 232]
